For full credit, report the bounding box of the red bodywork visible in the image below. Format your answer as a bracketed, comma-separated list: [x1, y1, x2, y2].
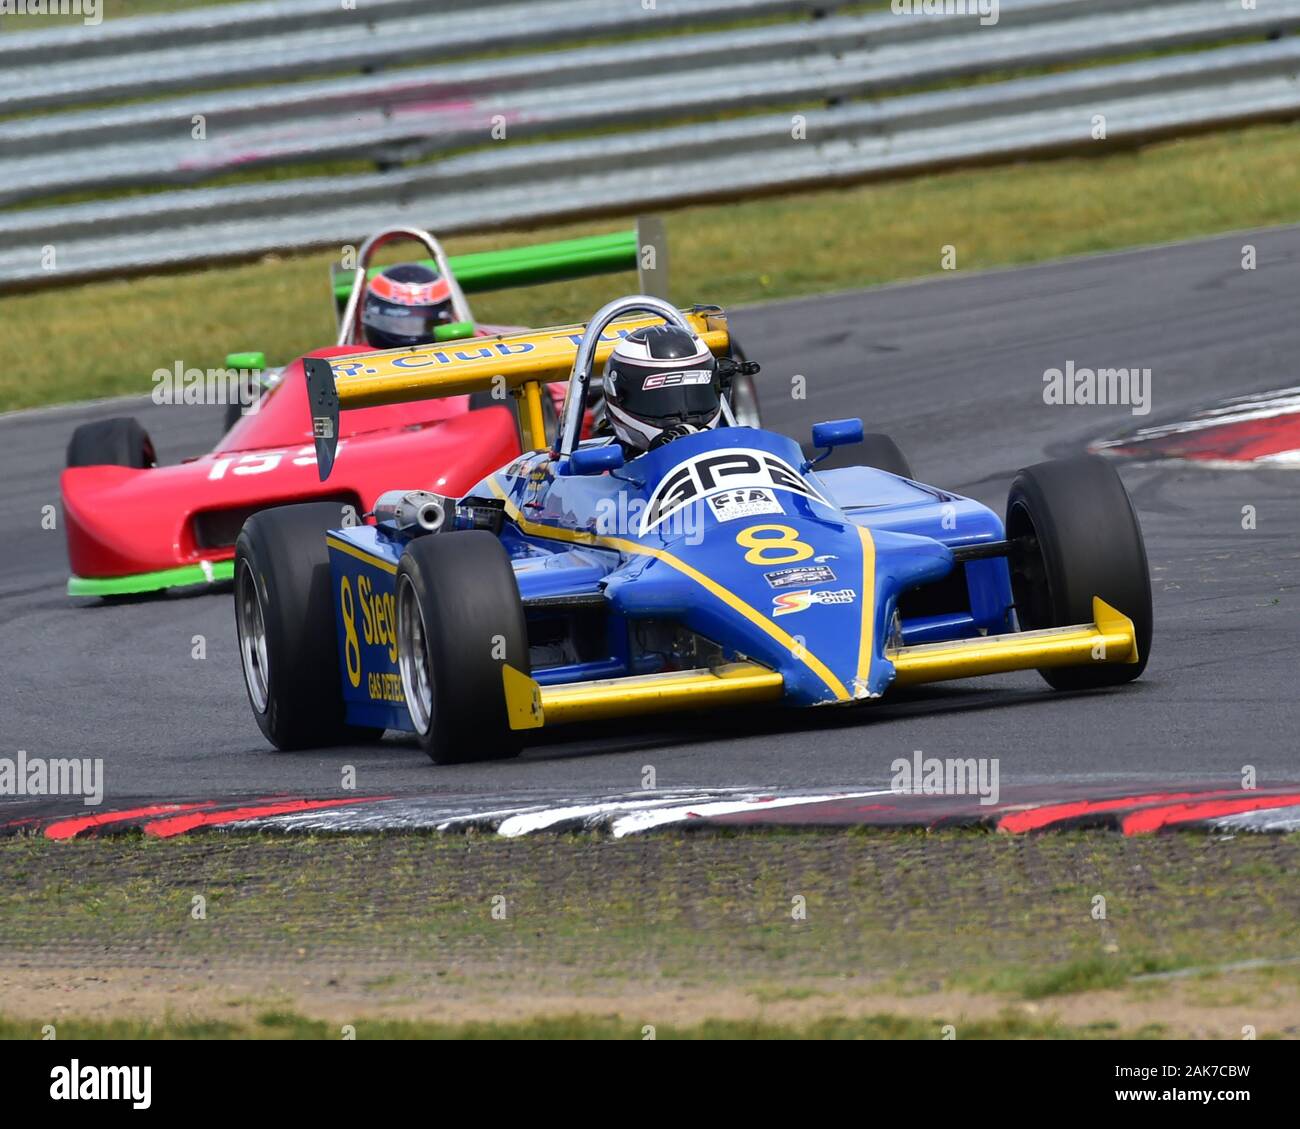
[62, 340, 565, 583]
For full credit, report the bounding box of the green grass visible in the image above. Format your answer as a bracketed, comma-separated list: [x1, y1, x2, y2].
[3, 830, 1296, 1037]
[3, 830, 1298, 995]
[2, 120, 1298, 412]
[1019, 955, 1179, 1000]
[0, 1010, 1150, 1040]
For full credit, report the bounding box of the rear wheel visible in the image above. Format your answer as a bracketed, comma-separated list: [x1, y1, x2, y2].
[67, 417, 156, 469]
[221, 373, 264, 436]
[395, 531, 528, 764]
[1006, 455, 1152, 689]
[234, 501, 383, 749]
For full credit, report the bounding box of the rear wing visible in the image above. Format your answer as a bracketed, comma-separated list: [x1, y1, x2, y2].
[303, 304, 729, 480]
[330, 217, 669, 323]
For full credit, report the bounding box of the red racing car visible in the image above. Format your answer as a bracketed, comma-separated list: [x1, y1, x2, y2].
[60, 225, 643, 598]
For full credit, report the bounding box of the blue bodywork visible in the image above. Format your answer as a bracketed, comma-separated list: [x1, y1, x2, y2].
[326, 425, 1014, 732]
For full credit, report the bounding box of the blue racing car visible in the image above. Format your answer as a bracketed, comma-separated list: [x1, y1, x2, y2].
[234, 295, 1152, 762]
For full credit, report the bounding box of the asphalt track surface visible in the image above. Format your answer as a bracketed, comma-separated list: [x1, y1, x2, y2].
[2, 226, 1297, 808]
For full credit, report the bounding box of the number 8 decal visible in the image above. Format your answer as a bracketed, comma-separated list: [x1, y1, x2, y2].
[736, 524, 814, 565]
[339, 576, 362, 688]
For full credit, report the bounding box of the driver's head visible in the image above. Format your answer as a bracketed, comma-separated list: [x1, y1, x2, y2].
[602, 324, 721, 452]
[361, 263, 455, 350]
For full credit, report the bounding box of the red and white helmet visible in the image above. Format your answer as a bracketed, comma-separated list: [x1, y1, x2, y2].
[362, 263, 455, 350]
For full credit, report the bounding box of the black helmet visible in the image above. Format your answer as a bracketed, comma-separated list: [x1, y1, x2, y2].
[361, 263, 455, 350]
[602, 324, 722, 451]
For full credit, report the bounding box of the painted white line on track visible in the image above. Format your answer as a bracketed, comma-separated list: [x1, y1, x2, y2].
[496, 794, 731, 838]
[1208, 804, 1300, 833]
[0, 392, 150, 424]
[609, 790, 896, 838]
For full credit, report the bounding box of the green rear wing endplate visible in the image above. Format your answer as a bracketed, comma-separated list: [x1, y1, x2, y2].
[331, 218, 667, 310]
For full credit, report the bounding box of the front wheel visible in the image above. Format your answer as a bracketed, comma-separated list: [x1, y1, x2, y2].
[396, 531, 529, 764]
[234, 502, 383, 749]
[1006, 455, 1152, 689]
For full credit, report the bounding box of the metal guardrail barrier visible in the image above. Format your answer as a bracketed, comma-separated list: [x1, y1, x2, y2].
[0, 0, 829, 111]
[3, 0, 1270, 204]
[1, 0, 1297, 291]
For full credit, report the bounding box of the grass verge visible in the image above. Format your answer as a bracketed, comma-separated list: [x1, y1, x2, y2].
[0, 1011, 1151, 1040]
[1, 829, 1297, 1038]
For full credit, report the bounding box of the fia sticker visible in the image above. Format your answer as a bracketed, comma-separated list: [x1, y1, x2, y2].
[706, 487, 783, 523]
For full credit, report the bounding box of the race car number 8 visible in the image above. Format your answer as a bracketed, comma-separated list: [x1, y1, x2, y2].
[339, 576, 362, 688]
[736, 524, 814, 565]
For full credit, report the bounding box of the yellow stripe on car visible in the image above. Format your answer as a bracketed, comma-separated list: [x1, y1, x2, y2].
[854, 524, 877, 698]
[325, 536, 399, 575]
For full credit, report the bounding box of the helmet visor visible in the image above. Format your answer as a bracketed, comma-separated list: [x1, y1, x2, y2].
[363, 305, 453, 343]
[613, 366, 720, 425]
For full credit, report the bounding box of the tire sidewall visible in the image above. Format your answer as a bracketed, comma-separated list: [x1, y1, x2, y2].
[1007, 456, 1152, 685]
[67, 417, 155, 469]
[397, 531, 528, 764]
[234, 502, 360, 748]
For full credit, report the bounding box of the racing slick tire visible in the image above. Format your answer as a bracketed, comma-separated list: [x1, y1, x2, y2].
[66, 417, 156, 469]
[1006, 455, 1152, 690]
[395, 530, 528, 765]
[221, 373, 264, 436]
[234, 502, 383, 750]
[814, 432, 913, 477]
[222, 401, 243, 436]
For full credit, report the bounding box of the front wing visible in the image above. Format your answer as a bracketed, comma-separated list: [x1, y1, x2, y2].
[500, 597, 1138, 731]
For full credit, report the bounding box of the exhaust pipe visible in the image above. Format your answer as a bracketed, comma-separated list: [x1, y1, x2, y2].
[373, 490, 448, 534]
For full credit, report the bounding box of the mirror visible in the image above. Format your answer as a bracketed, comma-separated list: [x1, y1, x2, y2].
[811, 418, 864, 450]
[434, 321, 476, 343]
[565, 445, 625, 476]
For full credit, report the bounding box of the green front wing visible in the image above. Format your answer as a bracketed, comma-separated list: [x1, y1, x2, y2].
[68, 560, 235, 598]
